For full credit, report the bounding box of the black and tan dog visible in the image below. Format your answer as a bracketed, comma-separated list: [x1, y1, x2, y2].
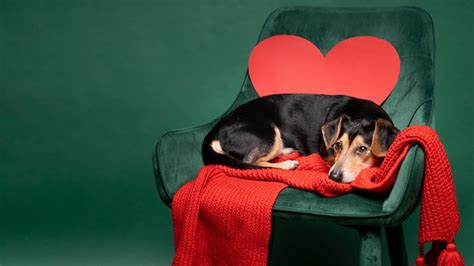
[202, 94, 399, 183]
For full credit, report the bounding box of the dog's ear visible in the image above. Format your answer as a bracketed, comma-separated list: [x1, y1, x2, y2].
[321, 114, 350, 149]
[370, 118, 400, 157]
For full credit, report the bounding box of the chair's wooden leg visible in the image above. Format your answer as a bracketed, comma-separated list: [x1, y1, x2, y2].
[385, 225, 408, 266]
[358, 227, 382, 266]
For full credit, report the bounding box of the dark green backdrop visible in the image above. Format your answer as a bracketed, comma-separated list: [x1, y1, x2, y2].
[1, 0, 472, 265]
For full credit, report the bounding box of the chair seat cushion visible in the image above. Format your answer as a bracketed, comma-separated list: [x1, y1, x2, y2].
[272, 145, 424, 223]
[274, 187, 387, 218]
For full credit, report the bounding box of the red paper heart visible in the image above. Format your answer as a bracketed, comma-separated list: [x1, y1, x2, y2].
[248, 35, 400, 105]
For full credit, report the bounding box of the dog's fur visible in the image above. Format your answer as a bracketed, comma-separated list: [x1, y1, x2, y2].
[202, 94, 399, 183]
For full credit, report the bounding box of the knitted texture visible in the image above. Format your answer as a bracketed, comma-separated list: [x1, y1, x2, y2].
[171, 126, 462, 265]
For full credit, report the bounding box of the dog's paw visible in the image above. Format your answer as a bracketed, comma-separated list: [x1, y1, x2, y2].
[280, 160, 299, 170]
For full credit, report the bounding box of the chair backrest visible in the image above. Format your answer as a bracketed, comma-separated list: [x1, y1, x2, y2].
[230, 7, 435, 129]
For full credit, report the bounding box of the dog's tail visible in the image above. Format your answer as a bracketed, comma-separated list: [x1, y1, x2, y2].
[202, 137, 263, 170]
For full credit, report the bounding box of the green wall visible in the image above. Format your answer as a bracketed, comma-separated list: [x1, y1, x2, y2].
[1, 0, 472, 265]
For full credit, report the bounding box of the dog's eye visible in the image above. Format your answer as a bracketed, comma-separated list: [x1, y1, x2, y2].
[332, 141, 342, 151]
[356, 146, 368, 154]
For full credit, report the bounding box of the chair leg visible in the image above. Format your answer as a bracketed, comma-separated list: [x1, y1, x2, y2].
[385, 225, 408, 266]
[358, 227, 382, 266]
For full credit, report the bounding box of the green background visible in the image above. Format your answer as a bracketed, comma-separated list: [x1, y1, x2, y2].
[1, 0, 472, 265]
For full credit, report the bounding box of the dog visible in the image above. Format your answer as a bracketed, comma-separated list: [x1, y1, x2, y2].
[202, 94, 399, 183]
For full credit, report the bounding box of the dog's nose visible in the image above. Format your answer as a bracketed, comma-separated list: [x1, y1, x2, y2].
[329, 169, 343, 182]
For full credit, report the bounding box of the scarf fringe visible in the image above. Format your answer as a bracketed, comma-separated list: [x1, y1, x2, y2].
[415, 242, 464, 266]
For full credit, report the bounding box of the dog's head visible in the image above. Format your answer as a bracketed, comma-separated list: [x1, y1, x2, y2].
[321, 114, 399, 183]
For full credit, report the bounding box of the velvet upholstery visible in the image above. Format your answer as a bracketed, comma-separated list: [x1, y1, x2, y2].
[154, 6, 434, 224]
[154, 9, 434, 260]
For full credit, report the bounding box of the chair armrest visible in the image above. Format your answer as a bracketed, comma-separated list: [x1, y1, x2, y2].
[381, 99, 434, 225]
[381, 145, 424, 224]
[153, 122, 215, 207]
[153, 84, 258, 207]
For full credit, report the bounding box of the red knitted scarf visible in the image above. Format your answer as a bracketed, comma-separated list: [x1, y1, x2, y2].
[171, 126, 463, 265]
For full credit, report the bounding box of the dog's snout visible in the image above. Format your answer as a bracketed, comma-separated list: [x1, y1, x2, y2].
[329, 168, 343, 182]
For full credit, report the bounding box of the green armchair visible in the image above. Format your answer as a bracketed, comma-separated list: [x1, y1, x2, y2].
[154, 7, 434, 265]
